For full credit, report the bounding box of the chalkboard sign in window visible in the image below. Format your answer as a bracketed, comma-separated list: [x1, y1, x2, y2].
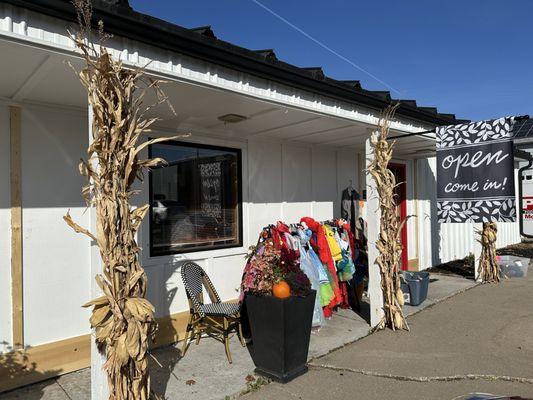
[149, 141, 242, 255]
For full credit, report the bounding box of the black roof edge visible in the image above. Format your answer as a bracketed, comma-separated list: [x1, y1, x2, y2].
[190, 25, 217, 39]
[367, 90, 391, 102]
[397, 99, 418, 108]
[5, 0, 463, 127]
[419, 106, 438, 115]
[340, 80, 362, 89]
[254, 49, 278, 61]
[302, 67, 325, 80]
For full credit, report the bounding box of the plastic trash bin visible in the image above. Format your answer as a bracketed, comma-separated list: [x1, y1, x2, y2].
[400, 280, 411, 305]
[402, 271, 430, 306]
[497, 255, 529, 278]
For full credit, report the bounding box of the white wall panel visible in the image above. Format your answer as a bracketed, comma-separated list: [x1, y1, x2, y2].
[248, 140, 283, 235]
[415, 158, 437, 269]
[208, 255, 246, 301]
[282, 144, 312, 222]
[0, 105, 11, 351]
[20, 105, 91, 346]
[405, 161, 417, 260]
[311, 148, 337, 221]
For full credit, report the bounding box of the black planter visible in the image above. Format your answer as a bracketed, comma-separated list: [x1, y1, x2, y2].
[244, 290, 316, 383]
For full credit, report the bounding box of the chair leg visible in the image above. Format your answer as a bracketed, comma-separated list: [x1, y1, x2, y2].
[237, 320, 246, 347]
[195, 327, 202, 345]
[223, 317, 232, 364]
[181, 316, 193, 357]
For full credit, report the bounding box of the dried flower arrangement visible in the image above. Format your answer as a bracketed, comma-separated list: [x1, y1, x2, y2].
[477, 222, 500, 283]
[64, 1, 185, 398]
[241, 233, 311, 299]
[367, 105, 409, 331]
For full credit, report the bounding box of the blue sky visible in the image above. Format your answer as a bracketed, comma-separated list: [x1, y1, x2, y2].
[130, 0, 533, 121]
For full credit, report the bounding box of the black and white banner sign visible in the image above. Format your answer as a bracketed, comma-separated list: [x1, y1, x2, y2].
[436, 117, 516, 223]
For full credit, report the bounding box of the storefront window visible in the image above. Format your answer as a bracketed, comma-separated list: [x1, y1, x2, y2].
[149, 141, 242, 255]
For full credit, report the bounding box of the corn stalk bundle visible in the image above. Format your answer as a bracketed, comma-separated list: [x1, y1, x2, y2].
[477, 222, 500, 283]
[64, 1, 183, 398]
[367, 105, 409, 331]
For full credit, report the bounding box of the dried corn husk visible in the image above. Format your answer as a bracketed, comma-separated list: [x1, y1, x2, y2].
[477, 222, 500, 283]
[396, 287, 405, 307]
[64, 2, 187, 399]
[367, 105, 409, 331]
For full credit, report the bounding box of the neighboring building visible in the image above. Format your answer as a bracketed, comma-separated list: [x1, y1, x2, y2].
[0, 0, 521, 391]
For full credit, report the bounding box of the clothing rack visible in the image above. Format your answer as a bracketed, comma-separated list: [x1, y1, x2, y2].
[387, 115, 530, 141]
[260, 218, 349, 237]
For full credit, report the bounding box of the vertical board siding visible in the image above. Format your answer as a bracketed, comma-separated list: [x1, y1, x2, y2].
[20, 106, 91, 347]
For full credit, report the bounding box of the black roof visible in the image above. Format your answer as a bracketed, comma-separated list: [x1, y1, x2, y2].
[6, 0, 467, 126]
[512, 117, 533, 139]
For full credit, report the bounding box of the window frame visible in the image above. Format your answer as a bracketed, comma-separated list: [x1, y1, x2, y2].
[148, 139, 243, 257]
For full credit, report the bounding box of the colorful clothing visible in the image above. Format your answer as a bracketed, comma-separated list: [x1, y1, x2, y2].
[300, 217, 342, 314]
[324, 225, 342, 262]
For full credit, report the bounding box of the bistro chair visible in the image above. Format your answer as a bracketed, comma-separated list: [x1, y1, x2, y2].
[180, 261, 245, 363]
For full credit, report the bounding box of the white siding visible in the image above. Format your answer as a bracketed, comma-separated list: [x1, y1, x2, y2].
[2, 103, 523, 350]
[312, 147, 338, 220]
[0, 105, 11, 351]
[416, 157, 438, 268]
[20, 105, 91, 347]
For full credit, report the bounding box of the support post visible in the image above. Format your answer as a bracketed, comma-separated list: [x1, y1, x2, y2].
[10, 106, 23, 349]
[366, 136, 384, 327]
[88, 106, 108, 400]
[473, 222, 482, 282]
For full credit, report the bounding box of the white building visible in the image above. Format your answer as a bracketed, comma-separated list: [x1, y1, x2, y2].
[0, 0, 521, 391]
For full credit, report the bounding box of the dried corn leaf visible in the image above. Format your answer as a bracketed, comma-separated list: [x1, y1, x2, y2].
[90, 304, 111, 327]
[63, 211, 97, 241]
[83, 295, 109, 308]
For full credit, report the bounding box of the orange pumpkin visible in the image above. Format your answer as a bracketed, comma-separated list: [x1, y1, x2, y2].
[272, 281, 291, 299]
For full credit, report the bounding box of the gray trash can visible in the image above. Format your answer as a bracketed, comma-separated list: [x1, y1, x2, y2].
[402, 271, 429, 306]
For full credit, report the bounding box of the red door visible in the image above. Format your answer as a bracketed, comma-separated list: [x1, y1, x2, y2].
[389, 163, 408, 271]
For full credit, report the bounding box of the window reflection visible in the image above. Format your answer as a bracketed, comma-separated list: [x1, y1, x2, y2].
[149, 142, 242, 255]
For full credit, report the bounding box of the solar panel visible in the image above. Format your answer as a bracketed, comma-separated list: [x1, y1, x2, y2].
[512, 118, 533, 139]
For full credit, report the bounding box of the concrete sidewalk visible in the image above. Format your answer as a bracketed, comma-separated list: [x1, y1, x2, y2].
[244, 273, 533, 400]
[0, 274, 476, 400]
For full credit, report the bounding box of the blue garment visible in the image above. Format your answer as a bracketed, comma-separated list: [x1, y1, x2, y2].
[299, 241, 325, 327]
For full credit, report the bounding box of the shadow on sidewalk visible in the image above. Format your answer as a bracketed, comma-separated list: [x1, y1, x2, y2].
[0, 342, 62, 399]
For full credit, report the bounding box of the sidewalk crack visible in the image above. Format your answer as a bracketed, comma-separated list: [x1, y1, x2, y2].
[55, 380, 73, 400]
[309, 363, 533, 384]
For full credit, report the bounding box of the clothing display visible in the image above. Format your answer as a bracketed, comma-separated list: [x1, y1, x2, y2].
[341, 186, 360, 234]
[249, 216, 368, 323]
